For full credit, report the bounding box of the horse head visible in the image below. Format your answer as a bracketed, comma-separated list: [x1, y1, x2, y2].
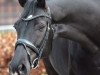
[9, 0, 53, 75]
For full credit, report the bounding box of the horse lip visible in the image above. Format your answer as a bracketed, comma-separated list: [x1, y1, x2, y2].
[14, 72, 18, 75]
[10, 72, 18, 75]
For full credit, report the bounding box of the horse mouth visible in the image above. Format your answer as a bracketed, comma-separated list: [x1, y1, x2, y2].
[9, 71, 27, 75]
[9, 63, 30, 75]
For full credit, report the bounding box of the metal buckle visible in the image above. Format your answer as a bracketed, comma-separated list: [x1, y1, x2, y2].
[32, 58, 39, 69]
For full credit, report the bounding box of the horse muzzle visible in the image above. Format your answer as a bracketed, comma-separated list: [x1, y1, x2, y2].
[9, 63, 30, 75]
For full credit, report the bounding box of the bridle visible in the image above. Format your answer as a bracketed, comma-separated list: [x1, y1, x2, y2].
[15, 9, 53, 69]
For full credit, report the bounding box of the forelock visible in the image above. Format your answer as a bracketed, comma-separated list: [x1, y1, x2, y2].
[21, 0, 36, 18]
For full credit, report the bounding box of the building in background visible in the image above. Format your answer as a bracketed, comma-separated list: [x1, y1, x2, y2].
[0, 0, 21, 25]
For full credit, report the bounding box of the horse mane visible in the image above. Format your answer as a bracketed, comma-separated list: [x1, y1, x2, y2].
[21, 0, 35, 18]
[14, 1, 35, 28]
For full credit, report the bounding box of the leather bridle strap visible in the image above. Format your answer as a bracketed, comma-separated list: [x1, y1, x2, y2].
[15, 39, 40, 69]
[16, 39, 39, 55]
[22, 14, 51, 21]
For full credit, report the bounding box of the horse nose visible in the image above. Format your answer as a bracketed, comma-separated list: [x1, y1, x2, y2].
[9, 65, 19, 75]
[9, 62, 27, 75]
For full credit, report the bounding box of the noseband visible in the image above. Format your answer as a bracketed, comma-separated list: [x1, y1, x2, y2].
[15, 13, 52, 69]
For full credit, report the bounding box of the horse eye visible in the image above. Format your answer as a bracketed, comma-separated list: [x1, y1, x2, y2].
[39, 24, 45, 29]
[35, 23, 45, 31]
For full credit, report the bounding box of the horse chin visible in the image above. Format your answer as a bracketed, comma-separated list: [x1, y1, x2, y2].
[11, 73, 26, 75]
[10, 72, 18, 75]
[9, 70, 29, 75]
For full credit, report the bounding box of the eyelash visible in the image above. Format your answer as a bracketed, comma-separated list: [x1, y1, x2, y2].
[39, 25, 45, 29]
[35, 24, 45, 31]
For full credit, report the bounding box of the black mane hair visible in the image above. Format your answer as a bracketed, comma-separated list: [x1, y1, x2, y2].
[21, 0, 35, 18]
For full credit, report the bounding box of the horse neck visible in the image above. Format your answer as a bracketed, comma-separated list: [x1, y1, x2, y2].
[46, 0, 77, 22]
[46, 0, 68, 22]
[47, 0, 100, 22]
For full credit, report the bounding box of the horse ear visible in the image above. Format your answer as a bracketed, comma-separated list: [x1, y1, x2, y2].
[37, 0, 46, 8]
[18, 0, 27, 7]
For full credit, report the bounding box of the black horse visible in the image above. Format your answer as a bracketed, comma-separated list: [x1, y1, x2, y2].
[9, 0, 100, 75]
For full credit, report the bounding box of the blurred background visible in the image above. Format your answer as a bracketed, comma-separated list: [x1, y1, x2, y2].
[0, 0, 47, 75]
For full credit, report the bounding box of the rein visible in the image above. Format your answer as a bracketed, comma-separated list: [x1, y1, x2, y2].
[15, 13, 53, 69]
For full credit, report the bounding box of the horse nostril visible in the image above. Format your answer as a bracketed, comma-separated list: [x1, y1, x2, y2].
[18, 64, 25, 71]
[18, 64, 27, 74]
[18, 64, 23, 71]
